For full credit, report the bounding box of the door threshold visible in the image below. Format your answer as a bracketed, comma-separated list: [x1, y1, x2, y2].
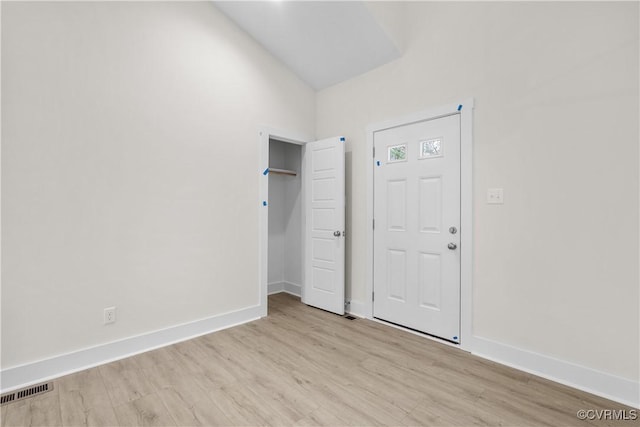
[372, 317, 467, 351]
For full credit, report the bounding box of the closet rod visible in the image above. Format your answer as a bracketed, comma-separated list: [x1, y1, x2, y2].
[269, 168, 297, 176]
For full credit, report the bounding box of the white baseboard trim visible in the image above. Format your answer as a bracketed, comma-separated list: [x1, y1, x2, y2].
[268, 281, 301, 297]
[0, 304, 263, 393]
[472, 336, 640, 409]
[268, 281, 284, 295]
[283, 281, 301, 297]
[347, 299, 366, 318]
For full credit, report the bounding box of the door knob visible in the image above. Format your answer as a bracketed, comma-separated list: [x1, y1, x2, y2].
[448, 243, 457, 250]
[333, 231, 341, 237]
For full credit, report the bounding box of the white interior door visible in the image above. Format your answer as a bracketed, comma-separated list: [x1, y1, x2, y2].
[373, 114, 461, 342]
[303, 137, 345, 315]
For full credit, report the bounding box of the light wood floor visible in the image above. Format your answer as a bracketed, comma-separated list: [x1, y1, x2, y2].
[1, 293, 634, 426]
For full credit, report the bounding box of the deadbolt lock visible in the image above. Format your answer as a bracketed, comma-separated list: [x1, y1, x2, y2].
[449, 226, 457, 234]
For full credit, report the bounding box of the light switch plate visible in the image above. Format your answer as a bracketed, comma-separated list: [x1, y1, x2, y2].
[487, 188, 504, 204]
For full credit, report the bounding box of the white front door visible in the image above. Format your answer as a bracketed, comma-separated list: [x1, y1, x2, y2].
[373, 114, 461, 342]
[303, 137, 345, 315]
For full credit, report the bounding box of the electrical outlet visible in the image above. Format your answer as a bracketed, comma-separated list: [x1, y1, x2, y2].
[104, 307, 116, 325]
[487, 188, 504, 204]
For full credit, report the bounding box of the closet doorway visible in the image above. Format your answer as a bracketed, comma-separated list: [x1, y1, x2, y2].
[267, 139, 303, 298]
[258, 131, 346, 317]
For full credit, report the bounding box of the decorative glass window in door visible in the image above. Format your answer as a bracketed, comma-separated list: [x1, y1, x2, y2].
[419, 138, 443, 159]
[388, 144, 407, 163]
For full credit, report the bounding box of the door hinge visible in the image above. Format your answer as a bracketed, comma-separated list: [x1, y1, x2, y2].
[373, 146, 376, 157]
[373, 218, 375, 230]
[372, 292, 375, 302]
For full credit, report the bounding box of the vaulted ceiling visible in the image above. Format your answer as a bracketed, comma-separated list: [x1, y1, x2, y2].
[213, 1, 403, 90]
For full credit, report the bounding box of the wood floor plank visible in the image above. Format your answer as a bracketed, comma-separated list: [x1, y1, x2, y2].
[112, 393, 176, 427]
[98, 358, 155, 407]
[316, 380, 409, 425]
[2, 293, 635, 427]
[140, 362, 209, 406]
[58, 368, 119, 427]
[241, 372, 320, 418]
[2, 389, 62, 427]
[59, 389, 119, 427]
[156, 387, 232, 427]
[293, 406, 346, 427]
[401, 396, 500, 427]
[206, 383, 270, 426]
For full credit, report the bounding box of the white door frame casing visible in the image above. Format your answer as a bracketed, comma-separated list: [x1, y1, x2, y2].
[365, 99, 474, 351]
[258, 127, 313, 317]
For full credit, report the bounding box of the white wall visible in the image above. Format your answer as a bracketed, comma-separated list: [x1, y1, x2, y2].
[268, 142, 287, 286]
[317, 1, 639, 384]
[283, 144, 302, 287]
[268, 140, 302, 290]
[1, 1, 315, 370]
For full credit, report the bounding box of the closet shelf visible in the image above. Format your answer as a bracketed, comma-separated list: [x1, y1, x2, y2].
[269, 168, 297, 176]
